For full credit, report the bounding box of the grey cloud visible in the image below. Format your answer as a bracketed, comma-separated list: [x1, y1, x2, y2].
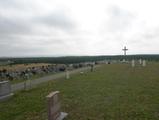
[0, 36, 48, 57]
[142, 28, 159, 40]
[0, 0, 19, 7]
[0, 11, 75, 37]
[0, 0, 35, 11]
[36, 11, 75, 30]
[106, 6, 135, 33]
[0, 16, 32, 36]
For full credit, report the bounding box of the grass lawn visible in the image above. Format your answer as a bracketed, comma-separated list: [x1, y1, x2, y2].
[1, 62, 159, 120]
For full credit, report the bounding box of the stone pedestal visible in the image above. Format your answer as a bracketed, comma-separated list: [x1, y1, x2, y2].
[0, 81, 14, 101]
[46, 91, 68, 120]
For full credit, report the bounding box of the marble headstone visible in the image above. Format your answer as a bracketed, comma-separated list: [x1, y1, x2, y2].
[66, 71, 70, 79]
[46, 91, 68, 120]
[131, 60, 135, 67]
[139, 59, 142, 64]
[142, 60, 146, 67]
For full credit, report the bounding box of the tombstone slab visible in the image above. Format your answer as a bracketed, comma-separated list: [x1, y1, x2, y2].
[142, 60, 146, 67]
[0, 81, 14, 101]
[131, 60, 135, 67]
[66, 71, 70, 79]
[139, 59, 142, 64]
[46, 91, 68, 120]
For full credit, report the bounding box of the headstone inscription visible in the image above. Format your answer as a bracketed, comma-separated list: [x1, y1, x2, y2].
[46, 91, 68, 120]
[0, 81, 14, 101]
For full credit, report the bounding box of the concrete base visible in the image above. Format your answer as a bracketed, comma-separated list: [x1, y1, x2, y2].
[57, 112, 68, 120]
[0, 93, 14, 101]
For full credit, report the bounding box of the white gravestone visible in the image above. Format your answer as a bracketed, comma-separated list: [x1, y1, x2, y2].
[66, 71, 70, 79]
[24, 74, 31, 90]
[131, 60, 135, 67]
[46, 91, 68, 120]
[139, 59, 142, 64]
[142, 60, 146, 67]
[0, 81, 14, 101]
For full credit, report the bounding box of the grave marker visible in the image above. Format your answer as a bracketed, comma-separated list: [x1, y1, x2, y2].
[46, 91, 68, 120]
[66, 70, 70, 79]
[139, 59, 142, 64]
[24, 74, 31, 90]
[142, 60, 146, 67]
[131, 60, 135, 67]
[0, 81, 14, 101]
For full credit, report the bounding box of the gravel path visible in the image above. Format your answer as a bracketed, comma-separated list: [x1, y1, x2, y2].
[11, 66, 94, 92]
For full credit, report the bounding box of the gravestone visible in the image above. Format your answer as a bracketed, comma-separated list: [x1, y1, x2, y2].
[24, 74, 31, 90]
[46, 91, 68, 120]
[142, 60, 146, 67]
[139, 59, 142, 64]
[90, 64, 94, 72]
[0, 81, 14, 101]
[66, 70, 70, 79]
[131, 59, 135, 67]
[24, 79, 31, 90]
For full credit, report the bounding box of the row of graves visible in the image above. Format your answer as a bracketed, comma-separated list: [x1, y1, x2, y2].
[0, 63, 92, 82]
[131, 59, 146, 67]
[0, 62, 96, 100]
[0, 64, 66, 81]
[0, 59, 147, 82]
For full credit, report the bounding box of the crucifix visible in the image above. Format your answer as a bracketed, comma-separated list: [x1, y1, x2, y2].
[122, 46, 128, 56]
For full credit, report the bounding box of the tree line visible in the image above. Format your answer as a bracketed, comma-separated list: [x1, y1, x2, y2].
[0, 55, 159, 65]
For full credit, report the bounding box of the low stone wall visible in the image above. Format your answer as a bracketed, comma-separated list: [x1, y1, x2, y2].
[0, 81, 14, 101]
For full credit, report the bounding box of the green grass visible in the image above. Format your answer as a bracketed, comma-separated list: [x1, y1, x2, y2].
[1, 62, 159, 120]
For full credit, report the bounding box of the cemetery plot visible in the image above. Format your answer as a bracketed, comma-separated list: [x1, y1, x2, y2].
[0, 63, 159, 120]
[0, 63, 90, 84]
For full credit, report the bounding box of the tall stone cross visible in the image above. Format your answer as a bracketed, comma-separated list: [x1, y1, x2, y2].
[122, 46, 128, 56]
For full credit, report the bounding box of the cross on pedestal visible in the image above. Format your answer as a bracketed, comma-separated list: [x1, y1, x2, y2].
[122, 46, 128, 56]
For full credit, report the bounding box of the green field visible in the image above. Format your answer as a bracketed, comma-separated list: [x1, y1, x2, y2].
[1, 62, 159, 120]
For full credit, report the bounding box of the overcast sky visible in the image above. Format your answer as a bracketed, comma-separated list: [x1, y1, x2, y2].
[0, 0, 159, 57]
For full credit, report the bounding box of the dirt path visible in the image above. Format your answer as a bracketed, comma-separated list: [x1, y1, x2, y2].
[11, 66, 98, 92]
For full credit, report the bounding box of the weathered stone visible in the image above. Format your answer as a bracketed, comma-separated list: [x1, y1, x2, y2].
[0, 81, 14, 101]
[142, 60, 146, 67]
[139, 59, 142, 64]
[131, 60, 135, 67]
[46, 91, 68, 120]
[66, 71, 70, 79]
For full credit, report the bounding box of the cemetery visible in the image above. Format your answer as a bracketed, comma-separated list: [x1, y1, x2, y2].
[1, 0, 159, 119]
[0, 63, 91, 84]
[0, 61, 159, 120]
